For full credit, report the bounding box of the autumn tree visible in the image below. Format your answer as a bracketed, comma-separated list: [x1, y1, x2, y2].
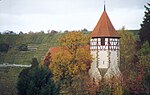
[42, 52, 51, 67]
[139, 2, 150, 44]
[119, 29, 146, 94]
[138, 41, 150, 94]
[49, 31, 92, 94]
[119, 29, 137, 73]
[138, 41, 150, 69]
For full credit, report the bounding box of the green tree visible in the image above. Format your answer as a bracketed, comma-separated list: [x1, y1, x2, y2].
[138, 41, 150, 67]
[119, 29, 137, 72]
[138, 41, 150, 94]
[139, 2, 150, 44]
[17, 58, 60, 95]
[118, 29, 146, 94]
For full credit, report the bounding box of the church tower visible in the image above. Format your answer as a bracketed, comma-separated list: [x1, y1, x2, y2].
[89, 5, 121, 80]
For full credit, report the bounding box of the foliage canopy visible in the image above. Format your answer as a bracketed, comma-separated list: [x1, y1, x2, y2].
[50, 31, 92, 81]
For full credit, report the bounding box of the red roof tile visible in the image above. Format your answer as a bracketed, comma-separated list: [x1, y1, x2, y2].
[49, 46, 90, 56]
[90, 10, 120, 38]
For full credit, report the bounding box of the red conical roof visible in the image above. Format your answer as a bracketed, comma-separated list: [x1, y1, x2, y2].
[90, 10, 120, 38]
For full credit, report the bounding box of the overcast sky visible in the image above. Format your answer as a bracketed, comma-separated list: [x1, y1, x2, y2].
[0, 0, 149, 33]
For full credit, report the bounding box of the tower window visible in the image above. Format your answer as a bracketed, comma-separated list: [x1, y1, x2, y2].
[101, 38, 105, 45]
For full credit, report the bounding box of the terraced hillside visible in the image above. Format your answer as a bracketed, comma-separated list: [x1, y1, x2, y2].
[0, 33, 62, 64]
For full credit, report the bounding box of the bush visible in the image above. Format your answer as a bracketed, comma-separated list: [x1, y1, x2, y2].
[18, 44, 28, 51]
[0, 43, 9, 52]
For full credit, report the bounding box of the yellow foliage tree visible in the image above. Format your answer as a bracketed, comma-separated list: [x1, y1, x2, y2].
[49, 31, 92, 94]
[50, 31, 92, 81]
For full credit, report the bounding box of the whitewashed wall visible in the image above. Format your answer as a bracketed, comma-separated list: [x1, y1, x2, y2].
[89, 38, 121, 80]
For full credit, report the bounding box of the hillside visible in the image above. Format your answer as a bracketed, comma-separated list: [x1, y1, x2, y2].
[0, 33, 62, 64]
[0, 30, 139, 65]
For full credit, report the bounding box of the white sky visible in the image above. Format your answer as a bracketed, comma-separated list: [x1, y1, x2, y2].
[0, 0, 149, 33]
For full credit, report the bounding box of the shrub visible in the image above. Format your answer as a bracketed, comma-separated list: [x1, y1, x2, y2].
[0, 43, 9, 52]
[18, 44, 28, 51]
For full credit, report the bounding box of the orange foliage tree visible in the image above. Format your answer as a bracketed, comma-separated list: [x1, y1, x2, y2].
[49, 31, 92, 94]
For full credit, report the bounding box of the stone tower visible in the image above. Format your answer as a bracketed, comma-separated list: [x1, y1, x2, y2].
[89, 6, 121, 80]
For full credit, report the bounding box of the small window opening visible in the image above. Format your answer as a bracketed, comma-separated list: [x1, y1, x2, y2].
[101, 38, 105, 45]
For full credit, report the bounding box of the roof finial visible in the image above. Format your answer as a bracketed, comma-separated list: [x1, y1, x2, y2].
[104, 0, 106, 11]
